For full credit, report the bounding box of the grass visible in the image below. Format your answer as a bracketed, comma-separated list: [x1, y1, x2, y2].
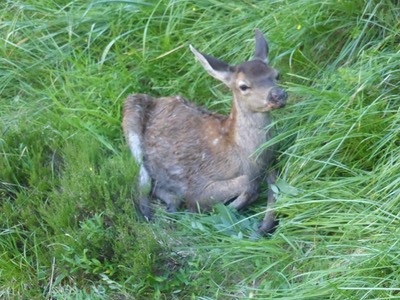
[1, 0, 399, 299]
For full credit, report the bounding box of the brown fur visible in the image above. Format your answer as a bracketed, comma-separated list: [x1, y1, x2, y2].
[122, 30, 287, 234]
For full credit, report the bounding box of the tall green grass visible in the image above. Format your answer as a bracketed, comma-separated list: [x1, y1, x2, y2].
[1, 0, 399, 298]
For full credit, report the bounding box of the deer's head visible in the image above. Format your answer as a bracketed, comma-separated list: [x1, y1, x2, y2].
[190, 29, 287, 113]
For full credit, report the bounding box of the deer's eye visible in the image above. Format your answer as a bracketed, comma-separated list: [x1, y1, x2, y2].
[239, 84, 250, 92]
[275, 73, 281, 81]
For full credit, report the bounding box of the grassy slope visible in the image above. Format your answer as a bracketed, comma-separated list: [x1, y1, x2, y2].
[1, 0, 399, 299]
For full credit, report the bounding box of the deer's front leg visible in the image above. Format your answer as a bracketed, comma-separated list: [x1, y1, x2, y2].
[258, 170, 279, 234]
[188, 175, 254, 212]
[227, 182, 259, 210]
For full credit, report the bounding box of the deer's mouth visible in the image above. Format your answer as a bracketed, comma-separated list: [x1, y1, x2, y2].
[261, 99, 286, 111]
[269, 101, 286, 109]
[253, 102, 284, 113]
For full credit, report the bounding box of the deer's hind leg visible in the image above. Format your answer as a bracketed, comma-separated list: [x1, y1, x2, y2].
[152, 186, 183, 213]
[123, 94, 153, 221]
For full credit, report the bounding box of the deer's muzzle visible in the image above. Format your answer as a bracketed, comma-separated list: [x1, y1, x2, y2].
[268, 87, 287, 109]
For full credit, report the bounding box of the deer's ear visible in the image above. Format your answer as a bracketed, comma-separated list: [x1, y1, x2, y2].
[254, 29, 269, 63]
[190, 45, 233, 86]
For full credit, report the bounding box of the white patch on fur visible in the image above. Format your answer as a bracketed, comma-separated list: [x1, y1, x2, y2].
[139, 166, 150, 187]
[212, 138, 220, 146]
[128, 133, 151, 188]
[170, 165, 183, 176]
[128, 133, 143, 163]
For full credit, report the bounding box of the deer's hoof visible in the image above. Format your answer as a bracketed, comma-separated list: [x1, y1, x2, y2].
[257, 218, 279, 236]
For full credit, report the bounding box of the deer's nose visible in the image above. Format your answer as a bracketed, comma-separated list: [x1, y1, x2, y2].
[269, 87, 287, 108]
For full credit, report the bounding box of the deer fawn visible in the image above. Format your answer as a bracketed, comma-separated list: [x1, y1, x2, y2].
[123, 29, 287, 234]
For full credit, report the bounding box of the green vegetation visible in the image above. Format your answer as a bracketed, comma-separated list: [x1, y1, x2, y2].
[1, 0, 399, 298]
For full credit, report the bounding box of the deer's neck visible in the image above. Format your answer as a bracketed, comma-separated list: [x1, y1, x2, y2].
[225, 96, 272, 156]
